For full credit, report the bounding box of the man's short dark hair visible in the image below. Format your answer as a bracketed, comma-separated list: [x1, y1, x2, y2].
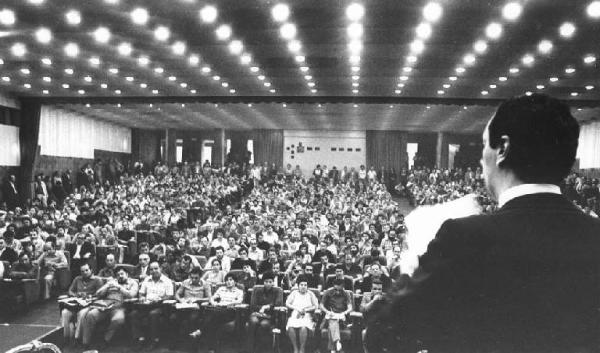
[224, 273, 236, 282]
[262, 271, 275, 281]
[488, 94, 579, 184]
[115, 266, 130, 275]
[296, 274, 309, 284]
[190, 267, 203, 276]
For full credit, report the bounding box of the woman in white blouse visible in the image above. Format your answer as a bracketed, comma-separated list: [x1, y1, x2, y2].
[286, 275, 319, 353]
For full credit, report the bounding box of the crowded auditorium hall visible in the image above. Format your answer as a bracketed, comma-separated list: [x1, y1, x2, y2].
[1, 1, 600, 353]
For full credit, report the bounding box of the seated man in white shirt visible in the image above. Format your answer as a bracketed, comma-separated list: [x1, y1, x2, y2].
[207, 246, 231, 272]
[262, 225, 280, 245]
[130, 262, 174, 350]
[247, 237, 265, 263]
[210, 228, 229, 250]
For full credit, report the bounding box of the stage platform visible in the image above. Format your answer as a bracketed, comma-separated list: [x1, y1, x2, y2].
[0, 323, 62, 353]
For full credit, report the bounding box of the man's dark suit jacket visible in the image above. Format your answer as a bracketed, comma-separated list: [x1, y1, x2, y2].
[133, 264, 150, 279]
[67, 242, 95, 261]
[67, 242, 96, 274]
[2, 181, 19, 209]
[367, 193, 600, 353]
[324, 275, 354, 291]
[0, 247, 18, 264]
[249, 285, 283, 313]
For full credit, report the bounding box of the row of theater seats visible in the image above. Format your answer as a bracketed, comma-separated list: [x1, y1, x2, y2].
[57, 282, 367, 352]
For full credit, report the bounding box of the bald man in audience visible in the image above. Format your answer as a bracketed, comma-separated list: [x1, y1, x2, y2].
[97, 253, 118, 279]
[36, 241, 68, 299]
[130, 261, 174, 350]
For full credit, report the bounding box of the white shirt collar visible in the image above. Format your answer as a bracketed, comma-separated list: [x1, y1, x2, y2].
[497, 184, 561, 208]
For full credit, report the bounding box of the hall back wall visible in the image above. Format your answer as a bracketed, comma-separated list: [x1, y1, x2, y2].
[283, 130, 366, 176]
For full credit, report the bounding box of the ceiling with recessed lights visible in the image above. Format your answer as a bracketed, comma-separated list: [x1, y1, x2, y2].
[1, 0, 599, 132]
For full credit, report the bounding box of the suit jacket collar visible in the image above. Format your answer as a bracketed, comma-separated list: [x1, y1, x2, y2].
[498, 193, 578, 213]
[498, 184, 561, 208]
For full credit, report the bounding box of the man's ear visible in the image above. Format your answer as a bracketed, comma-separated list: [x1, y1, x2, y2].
[496, 135, 510, 166]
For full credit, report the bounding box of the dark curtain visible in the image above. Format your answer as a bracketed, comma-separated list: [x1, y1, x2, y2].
[252, 129, 283, 167]
[366, 130, 408, 173]
[408, 132, 437, 168]
[19, 101, 42, 201]
[227, 131, 250, 165]
[0, 105, 20, 126]
[132, 129, 162, 166]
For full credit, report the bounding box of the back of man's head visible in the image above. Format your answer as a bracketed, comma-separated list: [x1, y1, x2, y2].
[488, 94, 579, 184]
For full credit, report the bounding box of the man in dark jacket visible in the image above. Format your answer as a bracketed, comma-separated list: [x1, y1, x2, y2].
[366, 94, 600, 353]
[67, 233, 96, 276]
[2, 174, 19, 210]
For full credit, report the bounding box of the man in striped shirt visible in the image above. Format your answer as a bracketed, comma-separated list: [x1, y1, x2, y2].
[203, 273, 244, 353]
[171, 267, 211, 346]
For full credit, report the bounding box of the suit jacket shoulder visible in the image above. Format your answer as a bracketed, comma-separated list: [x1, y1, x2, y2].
[385, 194, 600, 353]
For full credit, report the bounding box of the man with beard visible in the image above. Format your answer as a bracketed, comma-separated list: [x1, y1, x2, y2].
[80, 266, 138, 349]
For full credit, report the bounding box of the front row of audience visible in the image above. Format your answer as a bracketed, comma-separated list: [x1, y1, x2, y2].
[60, 260, 387, 353]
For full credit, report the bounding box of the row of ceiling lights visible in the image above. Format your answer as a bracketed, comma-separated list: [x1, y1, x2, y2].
[206, 6, 276, 94]
[346, 3, 365, 95]
[437, 1, 525, 96]
[1, 2, 238, 96]
[395, 2, 443, 95]
[271, 3, 317, 94]
[2, 1, 600, 97]
[479, 2, 599, 98]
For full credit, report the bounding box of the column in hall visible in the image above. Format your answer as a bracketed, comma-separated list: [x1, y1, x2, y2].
[436, 131, 449, 170]
[211, 129, 225, 168]
[165, 128, 177, 165]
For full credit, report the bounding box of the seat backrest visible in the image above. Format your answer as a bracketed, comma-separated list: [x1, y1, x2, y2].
[345, 290, 354, 310]
[194, 255, 207, 269]
[325, 274, 355, 291]
[1, 260, 10, 276]
[215, 282, 245, 291]
[309, 287, 321, 300]
[63, 250, 71, 267]
[227, 269, 245, 281]
[116, 263, 136, 276]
